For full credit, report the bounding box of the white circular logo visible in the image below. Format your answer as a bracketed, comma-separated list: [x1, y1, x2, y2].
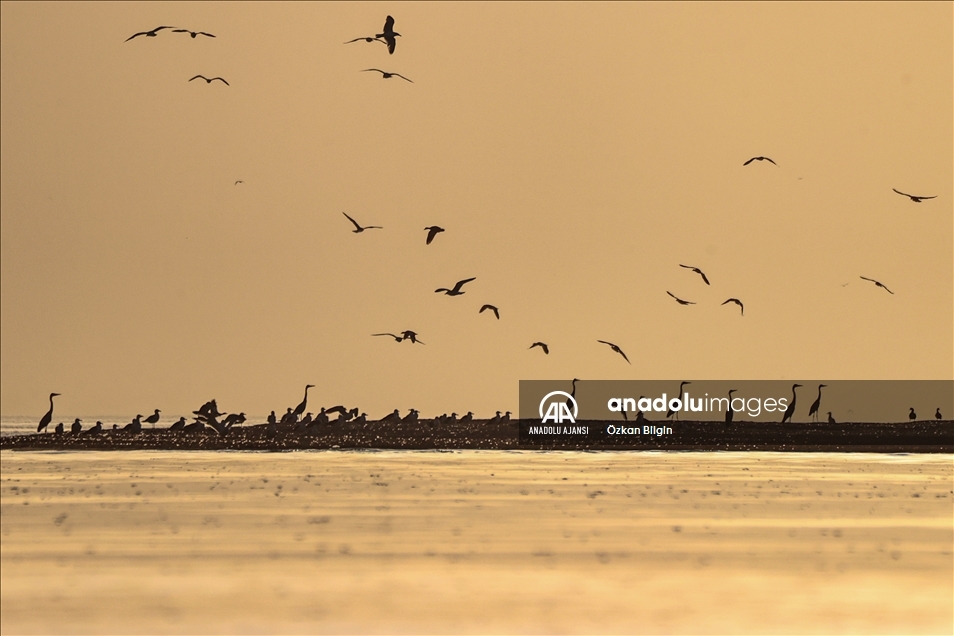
[539, 390, 578, 423]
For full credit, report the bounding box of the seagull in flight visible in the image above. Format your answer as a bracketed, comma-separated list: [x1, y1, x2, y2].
[479, 304, 500, 320]
[529, 342, 549, 355]
[189, 75, 229, 85]
[859, 276, 894, 294]
[597, 340, 631, 364]
[424, 226, 445, 245]
[679, 264, 710, 285]
[376, 15, 401, 54]
[362, 69, 413, 83]
[722, 298, 744, 315]
[400, 330, 424, 344]
[892, 189, 936, 203]
[344, 36, 386, 45]
[343, 212, 382, 233]
[173, 29, 215, 38]
[234, 180, 244, 185]
[743, 156, 777, 166]
[125, 26, 176, 41]
[667, 291, 696, 305]
[435, 277, 476, 296]
[372, 333, 404, 342]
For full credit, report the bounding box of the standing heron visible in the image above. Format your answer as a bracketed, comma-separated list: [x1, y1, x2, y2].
[37, 393, 60, 433]
[725, 389, 738, 424]
[808, 384, 827, 422]
[781, 384, 802, 423]
[567, 378, 580, 410]
[293, 385, 315, 421]
[668, 382, 691, 420]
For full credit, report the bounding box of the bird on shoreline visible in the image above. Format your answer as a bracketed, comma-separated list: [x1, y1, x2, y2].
[362, 69, 413, 83]
[860, 276, 894, 294]
[54, 422, 64, 434]
[725, 389, 737, 424]
[667, 291, 695, 305]
[144, 409, 161, 428]
[892, 189, 936, 203]
[827, 412, 836, 424]
[781, 384, 802, 424]
[173, 29, 215, 38]
[668, 382, 691, 420]
[293, 385, 315, 421]
[529, 342, 549, 355]
[743, 156, 777, 166]
[70, 418, 82, 434]
[936, 408, 943, 420]
[908, 407, 917, 421]
[88, 421, 103, 435]
[126, 26, 176, 41]
[597, 340, 630, 364]
[679, 264, 710, 285]
[170, 417, 187, 431]
[479, 304, 500, 320]
[722, 298, 744, 316]
[424, 226, 444, 244]
[376, 15, 401, 54]
[189, 75, 229, 86]
[37, 392, 60, 433]
[343, 212, 382, 233]
[436, 277, 476, 296]
[808, 384, 827, 422]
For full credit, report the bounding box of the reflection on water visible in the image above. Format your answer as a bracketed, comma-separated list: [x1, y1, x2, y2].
[1, 450, 951, 633]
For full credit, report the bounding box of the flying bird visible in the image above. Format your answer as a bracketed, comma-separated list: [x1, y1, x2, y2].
[344, 36, 386, 45]
[424, 226, 444, 245]
[667, 291, 696, 305]
[722, 298, 744, 315]
[859, 276, 894, 294]
[435, 277, 476, 296]
[679, 264, 710, 285]
[173, 29, 215, 38]
[234, 180, 244, 185]
[342, 212, 382, 233]
[376, 15, 401, 54]
[400, 330, 424, 344]
[479, 304, 500, 320]
[362, 69, 413, 83]
[743, 156, 777, 166]
[597, 340, 631, 364]
[529, 342, 549, 355]
[37, 393, 60, 433]
[372, 333, 404, 342]
[125, 26, 176, 41]
[189, 75, 229, 85]
[892, 189, 936, 203]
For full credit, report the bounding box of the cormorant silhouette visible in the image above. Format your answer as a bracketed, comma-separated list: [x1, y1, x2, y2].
[173, 29, 215, 38]
[435, 277, 476, 296]
[667, 291, 696, 305]
[781, 384, 801, 423]
[597, 340, 631, 364]
[743, 156, 777, 166]
[343, 211, 382, 233]
[679, 264, 710, 285]
[125, 26, 176, 41]
[362, 69, 413, 82]
[725, 389, 737, 424]
[189, 75, 229, 86]
[668, 382, 691, 420]
[722, 298, 744, 315]
[936, 408, 943, 420]
[37, 392, 60, 433]
[827, 412, 836, 424]
[424, 226, 444, 244]
[375, 15, 401, 54]
[908, 407, 917, 421]
[892, 189, 936, 203]
[293, 385, 315, 421]
[808, 384, 827, 422]
[529, 342, 549, 355]
[479, 304, 500, 319]
[859, 276, 894, 294]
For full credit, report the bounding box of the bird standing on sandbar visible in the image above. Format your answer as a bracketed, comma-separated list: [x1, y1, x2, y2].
[908, 407, 917, 420]
[376, 15, 401, 54]
[597, 340, 631, 364]
[529, 342, 549, 355]
[827, 412, 836, 424]
[743, 156, 777, 166]
[362, 69, 413, 82]
[860, 276, 894, 294]
[668, 382, 691, 420]
[808, 384, 827, 422]
[71, 418, 82, 434]
[293, 385, 315, 422]
[667, 291, 696, 305]
[343, 212, 382, 233]
[781, 384, 802, 423]
[479, 304, 500, 319]
[892, 189, 936, 203]
[125, 26, 176, 41]
[173, 29, 215, 38]
[189, 75, 229, 85]
[435, 277, 476, 296]
[936, 408, 943, 420]
[144, 409, 161, 428]
[725, 389, 738, 424]
[37, 393, 60, 433]
[722, 298, 744, 315]
[679, 264, 710, 285]
[424, 226, 444, 245]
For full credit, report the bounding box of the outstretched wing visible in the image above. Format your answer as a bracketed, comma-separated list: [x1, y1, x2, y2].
[393, 73, 413, 83]
[212, 77, 229, 85]
[383, 15, 395, 32]
[892, 188, 912, 198]
[699, 271, 710, 285]
[452, 277, 476, 292]
[342, 212, 362, 230]
[743, 157, 755, 166]
[126, 31, 148, 41]
[189, 75, 206, 82]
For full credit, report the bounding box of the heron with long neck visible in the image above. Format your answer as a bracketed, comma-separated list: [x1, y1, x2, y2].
[781, 384, 802, 423]
[724, 389, 738, 424]
[292, 385, 315, 421]
[668, 382, 691, 420]
[37, 393, 60, 433]
[808, 384, 827, 422]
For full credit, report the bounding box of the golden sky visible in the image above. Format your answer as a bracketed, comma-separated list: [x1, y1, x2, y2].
[2, 2, 951, 418]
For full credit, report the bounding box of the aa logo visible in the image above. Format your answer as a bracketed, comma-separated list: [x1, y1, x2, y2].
[539, 391, 578, 424]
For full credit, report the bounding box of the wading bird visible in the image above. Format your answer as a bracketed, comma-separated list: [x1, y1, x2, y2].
[400, 330, 424, 344]
[342, 212, 382, 233]
[892, 189, 936, 203]
[860, 276, 894, 294]
[722, 298, 744, 316]
[362, 69, 413, 82]
[173, 29, 215, 38]
[743, 156, 777, 166]
[808, 384, 827, 422]
[667, 291, 695, 305]
[908, 407, 917, 421]
[293, 385, 315, 421]
[125, 26, 176, 41]
[144, 409, 161, 428]
[567, 379, 580, 410]
[597, 340, 630, 364]
[529, 342, 549, 355]
[781, 384, 802, 423]
[725, 389, 738, 424]
[37, 392, 61, 433]
[435, 277, 476, 296]
[376, 15, 401, 54]
[668, 382, 691, 420]
[189, 75, 229, 85]
[372, 332, 404, 342]
[679, 264, 710, 285]
[479, 304, 500, 320]
[424, 226, 444, 244]
[827, 412, 836, 424]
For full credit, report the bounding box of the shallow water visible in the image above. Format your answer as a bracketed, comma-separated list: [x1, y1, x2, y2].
[1, 450, 951, 634]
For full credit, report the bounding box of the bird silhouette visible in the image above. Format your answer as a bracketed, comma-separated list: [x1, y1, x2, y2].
[722, 298, 744, 315]
[173, 29, 215, 38]
[668, 382, 691, 420]
[344, 35, 386, 45]
[667, 291, 696, 305]
[679, 264, 710, 285]
[597, 340, 630, 364]
[892, 189, 936, 203]
[376, 15, 401, 54]
[55, 422, 64, 434]
[170, 417, 187, 431]
[125, 26, 176, 41]
[424, 226, 445, 245]
[144, 409, 161, 428]
[88, 421, 103, 435]
[781, 384, 802, 423]
[529, 342, 549, 355]
[292, 385, 315, 421]
[908, 407, 917, 421]
[189, 75, 229, 85]
[743, 156, 777, 166]
[234, 180, 244, 185]
[479, 304, 500, 319]
[860, 276, 894, 294]
[37, 393, 60, 433]
[372, 332, 404, 342]
[400, 330, 425, 344]
[808, 384, 827, 422]
[70, 418, 83, 434]
[342, 212, 382, 233]
[435, 277, 476, 296]
[936, 408, 943, 420]
[827, 412, 836, 424]
[567, 378, 580, 410]
[362, 69, 413, 82]
[725, 389, 738, 424]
